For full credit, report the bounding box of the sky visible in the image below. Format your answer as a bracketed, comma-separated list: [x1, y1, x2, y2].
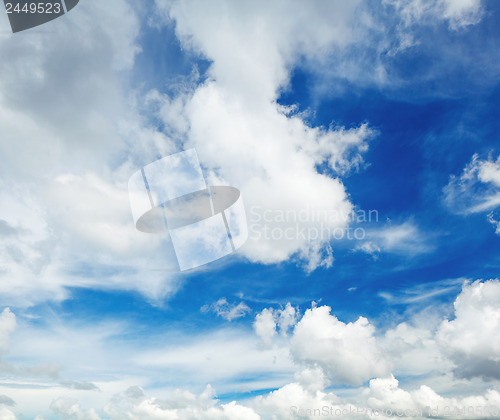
[1, 0, 500, 419]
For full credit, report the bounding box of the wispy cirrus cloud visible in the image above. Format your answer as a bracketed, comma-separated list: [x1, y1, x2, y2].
[201, 298, 251, 322]
[444, 154, 500, 215]
[444, 154, 500, 236]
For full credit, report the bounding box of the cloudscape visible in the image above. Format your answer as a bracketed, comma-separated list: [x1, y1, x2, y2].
[1, 0, 500, 419]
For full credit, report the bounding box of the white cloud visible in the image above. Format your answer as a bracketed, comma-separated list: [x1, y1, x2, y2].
[385, 0, 483, 29]
[0, 309, 16, 356]
[253, 309, 277, 347]
[379, 277, 465, 305]
[293, 367, 329, 394]
[0, 308, 294, 416]
[149, 0, 377, 271]
[0, 0, 488, 310]
[51, 397, 102, 420]
[0, 2, 498, 418]
[255, 382, 355, 420]
[103, 385, 261, 420]
[437, 279, 500, 380]
[290, 306, 391, 386]
[488, 212, 500, 235]
[358, 221, 432, 257]
[201, 298, 251, 322]
[440, 0, 483, 28]
[0, 0, 141, 179]
[355, 241, 382, 257]
[3, 288, 500, 418]
[253, 303, 298, 346]
[39, 377, 500, 420]
[277, 303, 298, 335]
[444, 154, 500, 216]
[366, 375, 500, 419]
[0, 0, 185, 306]
[133, 328, 295, 393]
[0, 408, 17, 420]
[0, 174, 182, 306]
[0, 0, 490, 307]
[382, 322, 453, 378]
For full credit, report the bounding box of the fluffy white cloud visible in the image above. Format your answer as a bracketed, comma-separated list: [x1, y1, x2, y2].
[0, 0, 184, 306]
[150, 0, 482, 270]
[253, 303, 298, 346]
[20, 377, 500, 420]
[0, 172, 182, 306]
[51, 397, 102, 420]
[104, 385, 262, 420]
[0, 309, 16, 356]
[3, 287, 500, 418]
[0, 0, 489, 311]
[382, 322, 451, 378]
[437, 279, 500, 380]
[0, 310, 17, 418]
[366, 375, 500, 419]
[253, 308, 278, 347]
[255, 382, 362, 420]
[290, 306, 391, 386]
[150, 0, 377, 271]
[277, 303, 298, 335]
[0, 408, 17, 420]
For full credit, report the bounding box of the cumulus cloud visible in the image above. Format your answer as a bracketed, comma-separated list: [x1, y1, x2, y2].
[0, 0, 184, 306]
[253, 303, 298, 346]
[253, 308, 278, 347]
[255, 382, 355, 420]
[290, 306, 391, 386]
[50, 397, 102, 420]
[150, 0, 377, 271]
[9, 376, 500, 420]
[0, 309, 16, 356]
[0, 310, 18, 418]
[366, 375, 500, 419]
[0, 0, 490, 311]
[4, 288, 500, 418]
[437, 279, 500, 380]
[0, 408, 17, 420]
[0, 1, 498, 418]
[103, 385, 261, 420]
[381, 322, 453, 380]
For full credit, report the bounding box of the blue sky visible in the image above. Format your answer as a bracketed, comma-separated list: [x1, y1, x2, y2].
[1, 0, 500, 419]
